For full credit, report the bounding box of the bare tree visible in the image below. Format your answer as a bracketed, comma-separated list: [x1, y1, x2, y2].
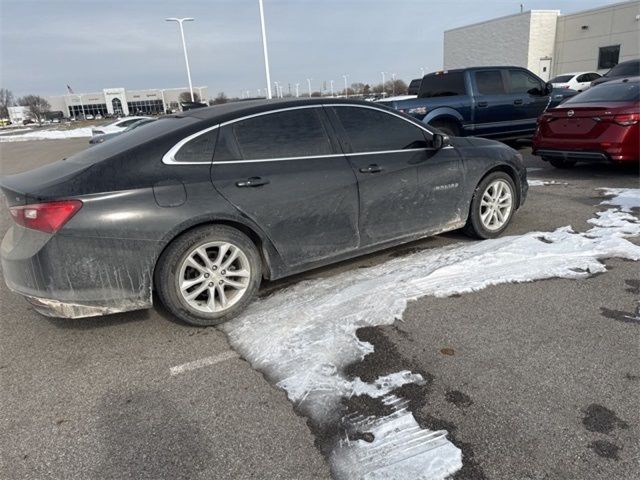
[179, 91, 201, 103]
[212, 92, 228, 105]
[17, 95, 50, 123]
[0, 88, 15, 119]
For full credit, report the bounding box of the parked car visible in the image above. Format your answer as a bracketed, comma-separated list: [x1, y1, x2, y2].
[533, 77, 639, 168]
[85, 114, 95, 120]
[380, 66, 577, 140]
[89, 118, 156, 145]
[549, 72, 601, 92]
[0, 99, 527, 326]
[591, 59, 640, 87]
[91, 116, 151, 136]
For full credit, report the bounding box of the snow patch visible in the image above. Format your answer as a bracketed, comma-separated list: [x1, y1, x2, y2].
[528, 179, 569, 186]
[0, 127, 92, 142]
[222, 188, 640, 480]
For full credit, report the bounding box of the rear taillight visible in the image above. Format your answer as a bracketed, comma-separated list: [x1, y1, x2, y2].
[9, 200, 82, 233]
[612, 113, 639, 126]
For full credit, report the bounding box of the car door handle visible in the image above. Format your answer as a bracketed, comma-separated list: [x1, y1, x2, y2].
[359, 164, 383, 174]
[513, 99, 523, 105]
[235, 177, 270, 188]
[477, 101, 488, 108]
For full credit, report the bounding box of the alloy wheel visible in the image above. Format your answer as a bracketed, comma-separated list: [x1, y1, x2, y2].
[177, 241, 251, 313]
[479, 179, 513, 231]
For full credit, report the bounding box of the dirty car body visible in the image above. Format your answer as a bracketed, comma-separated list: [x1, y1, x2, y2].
[0, 98, 527, 320]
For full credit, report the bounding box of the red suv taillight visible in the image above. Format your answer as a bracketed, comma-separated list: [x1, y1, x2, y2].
[613, 113, 639, 126]
[9, 200, 82, 233]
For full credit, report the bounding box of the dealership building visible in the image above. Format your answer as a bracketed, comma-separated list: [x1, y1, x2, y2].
[443, 0, 639, 80]
[46, 86, 209, 118]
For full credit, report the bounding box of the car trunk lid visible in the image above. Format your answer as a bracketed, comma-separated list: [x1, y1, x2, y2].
[539, 103, 632, 138]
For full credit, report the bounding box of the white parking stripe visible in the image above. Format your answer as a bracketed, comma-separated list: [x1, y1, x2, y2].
[170, 351, 239, 375]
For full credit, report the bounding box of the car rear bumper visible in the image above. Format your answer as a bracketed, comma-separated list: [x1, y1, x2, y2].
[1, 224, 155, 319]
[533, 148, 612, 162]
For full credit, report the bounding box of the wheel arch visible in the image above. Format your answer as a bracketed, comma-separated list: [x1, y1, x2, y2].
[424, 108, 464, 134]
[153, 216, 280, 285]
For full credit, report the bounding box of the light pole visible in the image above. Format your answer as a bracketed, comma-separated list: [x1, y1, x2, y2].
[257, 0, 273, 99]
[165, 17, 195, 102]
[330, 80, 334, 97]
[381, 71, 386, 97]
[306, 78, 312, 97]
[295, 83, 300, 98]
[342, 74, 349, 98]
[420, 67, 425, 77]
[274, 81, 279, 98]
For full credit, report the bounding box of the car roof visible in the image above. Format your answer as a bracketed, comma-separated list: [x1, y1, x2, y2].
[174, 98, 394, 124]
[596, 75, 640, 85]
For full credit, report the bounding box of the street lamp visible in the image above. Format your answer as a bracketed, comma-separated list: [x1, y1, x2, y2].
[330, 80, 334, 97]
[381, 71, 386, 97]
[342, 74, 349, 98]
[165, 17, 195, 102]
[306, 78, 312, 97]
[295, 83, 300, 98]
[257, 0, 273, 99]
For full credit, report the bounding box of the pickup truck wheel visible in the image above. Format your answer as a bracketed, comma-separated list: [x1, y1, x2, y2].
[155, 225, 262, 326]
[429, 121, 459, 137]
[463, 172, 517, 239]
[545, 157, 576, 169]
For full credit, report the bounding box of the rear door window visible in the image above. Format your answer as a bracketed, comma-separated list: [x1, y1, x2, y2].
[418, 72, 466, 98]
[229, 108, 332, 160]
[474, 70, 507, 95]
[333, 106, 428, 153]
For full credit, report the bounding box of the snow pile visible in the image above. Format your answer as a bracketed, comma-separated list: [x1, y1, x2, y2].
[222, 188, 640, 480]
[0, 127, 92, 142]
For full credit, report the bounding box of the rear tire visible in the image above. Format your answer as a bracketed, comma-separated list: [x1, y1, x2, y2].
[463, 172, 517, 239]
[546, 157, 576, 169]
[155, 225, 262, 326]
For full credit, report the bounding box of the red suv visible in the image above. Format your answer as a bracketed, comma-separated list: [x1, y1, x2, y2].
[533, 77, 639, 168]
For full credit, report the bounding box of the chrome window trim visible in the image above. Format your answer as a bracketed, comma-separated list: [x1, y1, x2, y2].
[162, 103, 438, 165]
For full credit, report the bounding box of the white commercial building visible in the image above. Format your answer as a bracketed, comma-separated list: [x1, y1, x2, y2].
[443, 1, 640, 80]
[46, 86, 209, 118]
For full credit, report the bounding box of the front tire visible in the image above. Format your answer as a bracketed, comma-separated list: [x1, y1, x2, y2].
[155, 225, 262, 326]
[463, 172, 517, 239]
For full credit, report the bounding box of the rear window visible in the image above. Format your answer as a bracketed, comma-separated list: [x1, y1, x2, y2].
[408, 79, 422, 95]
[550, 75, 573, 83]
[564, 82, 640, 104]
[66, 116, 198, 165]
[418, 72, 466, 98]
[607, 61, 640, 77]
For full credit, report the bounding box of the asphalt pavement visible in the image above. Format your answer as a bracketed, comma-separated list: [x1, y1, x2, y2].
[0, 138, 638, 479]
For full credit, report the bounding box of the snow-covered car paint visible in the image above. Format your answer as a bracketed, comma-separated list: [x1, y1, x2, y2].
[0, 99, 527, 319]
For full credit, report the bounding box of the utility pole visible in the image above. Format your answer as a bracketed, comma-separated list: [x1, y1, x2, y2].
[257, 0, 273, 99]
[165, 18, 195, 102]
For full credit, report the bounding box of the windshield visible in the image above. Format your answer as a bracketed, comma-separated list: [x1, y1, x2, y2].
[565, 82, 639, 104]
[605, 61, 640, 77]
[550, 75, 573, 83]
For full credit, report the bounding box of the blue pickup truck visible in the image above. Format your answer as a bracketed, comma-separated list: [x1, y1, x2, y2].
[379, 66, 576, 140]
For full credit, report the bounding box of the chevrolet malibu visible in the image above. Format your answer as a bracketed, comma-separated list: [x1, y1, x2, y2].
[1, 99, 527, 326]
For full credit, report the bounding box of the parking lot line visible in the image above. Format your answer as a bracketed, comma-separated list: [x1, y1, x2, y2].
[170, 350, 239, 375]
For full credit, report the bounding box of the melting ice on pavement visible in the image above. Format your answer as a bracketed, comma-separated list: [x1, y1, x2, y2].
[221, 188, 640, 480]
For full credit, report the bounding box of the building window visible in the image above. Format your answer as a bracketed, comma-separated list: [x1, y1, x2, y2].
[126, 99, 164, 115]
[598, 45, 620, 70]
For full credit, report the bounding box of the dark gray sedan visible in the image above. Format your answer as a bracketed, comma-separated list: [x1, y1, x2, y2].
[0, 99, 527, 326]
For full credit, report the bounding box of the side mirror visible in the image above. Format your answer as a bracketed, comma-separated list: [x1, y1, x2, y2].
[432, 132, 451, 149]
[544, 82, 553, 95]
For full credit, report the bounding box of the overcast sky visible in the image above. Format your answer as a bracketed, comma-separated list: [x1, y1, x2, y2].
[0, 0, 625, 98]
